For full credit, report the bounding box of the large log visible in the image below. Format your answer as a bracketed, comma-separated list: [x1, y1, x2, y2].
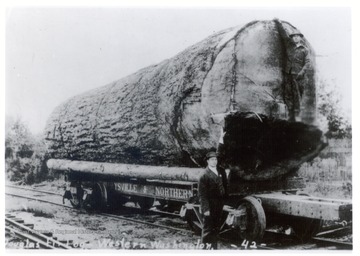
[44, 19, 321, 180]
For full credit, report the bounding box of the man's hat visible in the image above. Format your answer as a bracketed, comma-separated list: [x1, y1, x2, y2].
[205, 151, 217, 160]
[289, 32, 304, 38]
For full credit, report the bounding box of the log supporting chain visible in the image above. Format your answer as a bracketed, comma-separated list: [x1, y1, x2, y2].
[273, 18, 292, 117]
[230, 52, 238, 112]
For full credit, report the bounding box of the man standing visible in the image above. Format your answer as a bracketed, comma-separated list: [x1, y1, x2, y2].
[284, 32, 312, 122]
[198, 151, 227, 249]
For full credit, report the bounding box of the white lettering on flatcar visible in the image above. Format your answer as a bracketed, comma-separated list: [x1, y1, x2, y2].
[115, 182, 193, 199]
[116, 183, 138, 192]
[155, 187, 192, 199]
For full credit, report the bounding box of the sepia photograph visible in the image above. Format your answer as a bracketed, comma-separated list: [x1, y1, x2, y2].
[3, 1, 354, 252]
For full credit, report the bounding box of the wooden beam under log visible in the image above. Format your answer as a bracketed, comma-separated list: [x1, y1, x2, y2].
[47, 159, 204, 182]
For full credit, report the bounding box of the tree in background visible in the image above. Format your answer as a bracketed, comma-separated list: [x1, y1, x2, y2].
[5, 116, 34, 159]
[5, 116, 50, 184]
[317, 79, 352, 139]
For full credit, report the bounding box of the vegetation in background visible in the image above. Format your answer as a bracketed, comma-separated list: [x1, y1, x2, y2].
[296, 78, 352, 199]
[317, 79, 352, 139]
[298, 143, 352, 199]
[5, 116, 51, 185]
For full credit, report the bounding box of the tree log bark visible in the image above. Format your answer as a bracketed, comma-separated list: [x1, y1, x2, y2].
[44, 19, 322, 181]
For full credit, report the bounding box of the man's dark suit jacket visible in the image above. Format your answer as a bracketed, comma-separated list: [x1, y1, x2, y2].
[198, 167, 226, 215]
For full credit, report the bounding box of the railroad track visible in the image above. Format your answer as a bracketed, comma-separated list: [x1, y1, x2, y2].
[311, 236, 352, 250]
[254, 227, 352, 250]
[6, 184, 62, 196]
[5, 214, 72, 249]
[5, 190, 192, 235]
[6, 184, 181, 217]
[218, 228, 352, 250]
[311, 226, 353, 250]
[6, 184, 352, 250]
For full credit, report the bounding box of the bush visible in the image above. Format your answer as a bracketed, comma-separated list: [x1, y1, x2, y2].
[5, 117, 50, 185]
[317, 79, 352, 139]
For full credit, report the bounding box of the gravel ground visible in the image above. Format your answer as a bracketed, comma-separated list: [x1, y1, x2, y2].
[5, 181, 235, 250]
[5, 179, 352, 250]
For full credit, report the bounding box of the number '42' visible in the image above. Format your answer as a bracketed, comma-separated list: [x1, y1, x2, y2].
[241, 239, 257, 249]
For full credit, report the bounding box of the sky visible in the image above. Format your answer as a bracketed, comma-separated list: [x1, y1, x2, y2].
[5, 6, 353, 134]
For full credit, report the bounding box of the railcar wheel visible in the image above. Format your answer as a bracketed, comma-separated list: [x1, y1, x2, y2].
[137, 197, 155, 210]
[106, 183, 127, 210]
[291, 217, 323, 241]
[69, 182, 84, 209]
[237, 196, 266, 241]
[158, 200, 183, 212]
[167, 202, 184, 213]
[87, 183, 108, 210]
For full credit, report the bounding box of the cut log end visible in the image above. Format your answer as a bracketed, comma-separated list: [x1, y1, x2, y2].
[217, 112, 326, 180]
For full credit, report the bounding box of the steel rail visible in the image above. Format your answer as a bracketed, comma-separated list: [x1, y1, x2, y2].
[6, 184, 182, 217]
[6, 184, 62, 196]
[7, 185, 352, 250]
[311, 237, 352, 250]
[6, 192, 192, 235]
[5, 217, 72, 249]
